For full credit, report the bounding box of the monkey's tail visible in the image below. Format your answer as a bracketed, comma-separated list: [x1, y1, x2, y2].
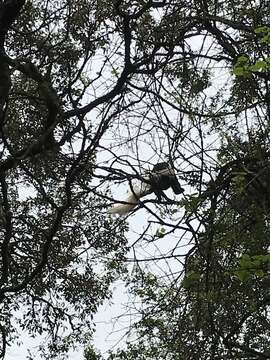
[108, 193, 140, 215]
[108, 183, 151, 215]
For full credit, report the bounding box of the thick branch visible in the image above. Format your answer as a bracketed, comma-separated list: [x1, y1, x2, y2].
[0, 173, 12, 287]
[0, 0, 26, 49]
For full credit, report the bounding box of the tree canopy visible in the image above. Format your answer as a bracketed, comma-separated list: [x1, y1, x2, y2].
[0, 0, 270, 359]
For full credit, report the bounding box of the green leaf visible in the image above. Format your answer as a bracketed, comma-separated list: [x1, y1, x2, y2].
[155, 227, 166, 238]
[233, 55, 251, 77]
[182, 271, 201, 289]
[236, 270, 250, 282]
[255, 26, 270, 43]
[249, 60, 267, 72]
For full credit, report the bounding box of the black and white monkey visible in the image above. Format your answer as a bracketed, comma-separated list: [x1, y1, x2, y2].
[109, 162, 184, 215]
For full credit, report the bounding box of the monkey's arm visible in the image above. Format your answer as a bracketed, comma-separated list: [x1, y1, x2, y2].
[170, 176, 184, 194]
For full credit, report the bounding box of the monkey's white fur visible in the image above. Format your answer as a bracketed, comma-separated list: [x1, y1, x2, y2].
[108, 181, 151, 215]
